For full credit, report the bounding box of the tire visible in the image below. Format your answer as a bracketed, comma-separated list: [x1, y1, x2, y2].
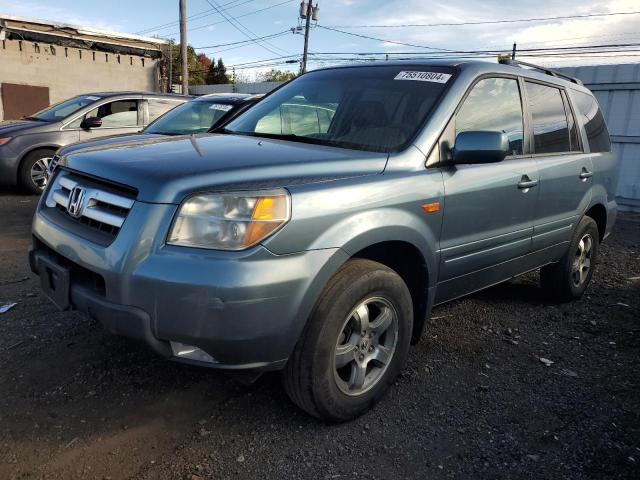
[540, 215, 599, 302]
[283, 258, 413, 422]
[19, 149, 56, 194]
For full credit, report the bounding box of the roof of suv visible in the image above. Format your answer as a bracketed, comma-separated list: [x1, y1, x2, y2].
[311, 59, 591, 93]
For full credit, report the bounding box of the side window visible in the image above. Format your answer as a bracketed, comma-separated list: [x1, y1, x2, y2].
[572, 91, 611, 153]
[85, 100, 139, 127]
[282, 104, 321, 136]
[456, 77, 524, 156]
[147, 99, 181, 123]
[525, 82, 571, 154]
[562, 91, 581, 152]
[255, 106, 283, 134]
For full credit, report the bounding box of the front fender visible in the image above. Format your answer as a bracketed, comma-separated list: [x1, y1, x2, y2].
[264, 170, 444, 286]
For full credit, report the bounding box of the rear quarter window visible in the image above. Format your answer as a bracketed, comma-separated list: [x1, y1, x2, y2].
[571, 90, 611, 153]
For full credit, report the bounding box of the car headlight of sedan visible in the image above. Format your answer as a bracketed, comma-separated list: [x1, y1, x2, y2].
[167, 189, 291, 250]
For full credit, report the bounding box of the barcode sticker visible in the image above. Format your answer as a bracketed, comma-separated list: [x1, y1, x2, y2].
[394, 71, 451, 83]
[209, 104, 234, 111]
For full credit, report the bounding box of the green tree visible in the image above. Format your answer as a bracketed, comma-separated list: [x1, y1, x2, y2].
[205, 58, 230, 84]
[258, 69, 297, 82]
[169, 44, 211, 86]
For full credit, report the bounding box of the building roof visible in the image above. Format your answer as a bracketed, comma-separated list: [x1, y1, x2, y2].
[0, 14, 167, 57]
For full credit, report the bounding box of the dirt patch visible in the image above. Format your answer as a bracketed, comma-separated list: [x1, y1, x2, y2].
[1, 190, 638, 479]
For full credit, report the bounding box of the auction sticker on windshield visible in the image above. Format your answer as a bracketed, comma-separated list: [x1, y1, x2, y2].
[209, 104, 234, 111]
[394, 71, 451, 83]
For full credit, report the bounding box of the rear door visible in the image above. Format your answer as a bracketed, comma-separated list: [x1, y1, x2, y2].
[436, 76, 538, 303]
[144, 97, 185, 126]
[523, 81, 593, 252]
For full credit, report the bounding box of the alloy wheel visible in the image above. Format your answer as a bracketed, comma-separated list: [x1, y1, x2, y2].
[30, 157, 51, 190]
[572, 233, 593, 286]
[333, 297, 399, 396]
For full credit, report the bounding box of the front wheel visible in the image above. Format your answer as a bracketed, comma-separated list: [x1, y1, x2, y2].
[540, 216, 599, 302]
[19, 149, 56, 194]
[283, 259, 413, 422]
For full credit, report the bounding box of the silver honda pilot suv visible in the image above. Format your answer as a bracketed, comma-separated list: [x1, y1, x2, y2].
[30, 60, 618, 421]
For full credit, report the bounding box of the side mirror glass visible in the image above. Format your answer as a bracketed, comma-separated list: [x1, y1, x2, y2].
[80, 117, 102, 129]
[452, 131, 510, 164]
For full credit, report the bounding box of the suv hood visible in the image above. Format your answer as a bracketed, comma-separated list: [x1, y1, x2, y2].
[58, 133, 164, 156]
[59, 134, 388, 204]
[0, 119, 51, 136]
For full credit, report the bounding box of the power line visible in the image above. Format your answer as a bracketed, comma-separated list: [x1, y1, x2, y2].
[193, 30, 292, 49]
[318, 25, 455, 51]
[325, 10, 640, 28]
[135, 0, 248, 34]
[203, 0, 289, 56]
[307, 42, 640, 57]
[164, 0, 296, 37]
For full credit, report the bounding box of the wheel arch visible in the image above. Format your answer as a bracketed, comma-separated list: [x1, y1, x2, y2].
[350, 240, 432, 344]
[18, 145, 60, 170]
[584, 203, 607, 242]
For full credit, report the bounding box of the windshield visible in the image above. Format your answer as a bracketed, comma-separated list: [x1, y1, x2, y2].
[145, 100, 236, 135]
[30, 95, 102, 122]
[224, 66, 454, 153]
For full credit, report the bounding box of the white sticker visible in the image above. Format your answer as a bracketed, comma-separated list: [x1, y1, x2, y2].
[209, 103, 233, 111]
[84, 95, 101, 101]
[394, 71, 451, 83]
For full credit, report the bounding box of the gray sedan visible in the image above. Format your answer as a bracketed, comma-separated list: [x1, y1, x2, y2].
[0, 92, 188, 193]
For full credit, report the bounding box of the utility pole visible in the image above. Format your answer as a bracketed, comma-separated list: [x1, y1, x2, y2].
[168, 39, 173, 92]
[179, 0, 188, 94]
[300, 1, 315, 74]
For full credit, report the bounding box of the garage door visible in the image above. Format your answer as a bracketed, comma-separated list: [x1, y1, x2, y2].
[1, 83, 50, 120]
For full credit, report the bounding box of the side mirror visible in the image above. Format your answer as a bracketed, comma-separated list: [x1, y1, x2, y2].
[80, 117, 102, 129]
[452, 131, 510, 164]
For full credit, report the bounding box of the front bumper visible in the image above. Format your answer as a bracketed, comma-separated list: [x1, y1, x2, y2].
[31, 201, 348, 370]
[0, 144, 20, 186]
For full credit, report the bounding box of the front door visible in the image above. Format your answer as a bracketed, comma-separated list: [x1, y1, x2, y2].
[523, 81, 594, 252]
[77, 99, 143, 141]
[436, 76, 538, 303]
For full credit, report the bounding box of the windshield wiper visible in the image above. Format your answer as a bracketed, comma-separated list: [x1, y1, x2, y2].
[23, 116, 47, 122]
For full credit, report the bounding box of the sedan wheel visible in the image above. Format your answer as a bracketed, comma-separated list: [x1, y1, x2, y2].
[30, 157, 51, 191]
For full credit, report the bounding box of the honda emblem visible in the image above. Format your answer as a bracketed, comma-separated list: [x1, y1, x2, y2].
[67, 186, 86, 218]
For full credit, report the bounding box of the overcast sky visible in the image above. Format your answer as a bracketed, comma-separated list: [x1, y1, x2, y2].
[2, 0, 639, 76]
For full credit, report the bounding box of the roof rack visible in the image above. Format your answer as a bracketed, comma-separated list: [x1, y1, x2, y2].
[497, 56, 583, 85]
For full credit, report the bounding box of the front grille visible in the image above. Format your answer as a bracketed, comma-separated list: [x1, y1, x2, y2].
[47, 154, 60, 175]
[42, 170, 136, 245]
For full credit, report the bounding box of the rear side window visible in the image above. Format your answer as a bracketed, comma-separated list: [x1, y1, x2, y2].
[572, 91, 611, 153]
[456, 77, 524, 156]
[525, 82, 571, 154]
[147, 99, 182, 122]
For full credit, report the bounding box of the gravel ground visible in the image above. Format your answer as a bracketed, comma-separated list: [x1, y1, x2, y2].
[0, 189, 638, 480]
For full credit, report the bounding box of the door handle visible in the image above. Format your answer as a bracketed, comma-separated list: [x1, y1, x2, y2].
[579, 168, 593, 180]
[517, 179, 539, 189]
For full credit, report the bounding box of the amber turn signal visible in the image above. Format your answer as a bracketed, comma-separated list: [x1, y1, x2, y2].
[421, 202, 440, 213]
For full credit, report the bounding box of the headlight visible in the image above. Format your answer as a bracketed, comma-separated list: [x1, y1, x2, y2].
[167, 189, 291, 250]
[0, 137, 12, 146]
